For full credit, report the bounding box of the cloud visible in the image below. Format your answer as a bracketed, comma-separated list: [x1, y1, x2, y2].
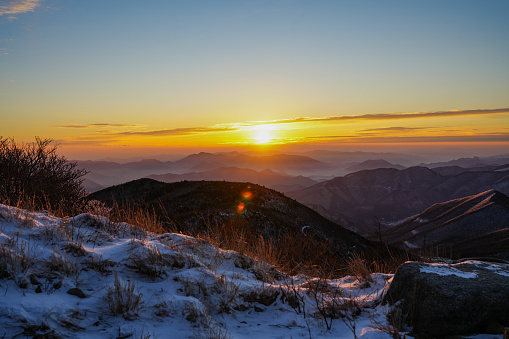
[58, 123, 139, 129]
[247, 108, 509, 126]
[115, 126, 240, 137]
[302, 132, 509, 144]
[359, 126, 429, 133]
[0, 0, 43, 16]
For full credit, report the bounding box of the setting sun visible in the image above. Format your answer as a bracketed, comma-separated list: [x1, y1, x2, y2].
[251, 124, 277, 144]
[254, 131, 272, 144]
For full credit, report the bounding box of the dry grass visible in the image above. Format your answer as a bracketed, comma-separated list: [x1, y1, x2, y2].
[2, 188, 411, 283]
[45, 250, 80, 277]
[108, 200, 165, 235]
[127, 245, 186, 280]
[107, 272, 143, 318]
[0, 238, 37, 278]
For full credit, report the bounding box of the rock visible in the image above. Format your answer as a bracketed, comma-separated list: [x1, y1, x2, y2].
[67, 288, 86, 298]
[383, 261, 509, 337]
[53, 280, 62, 290]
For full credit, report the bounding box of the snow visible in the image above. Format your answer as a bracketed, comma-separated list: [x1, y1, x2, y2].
[419, 260, 509, 279]
[419, 263, 478, 279]
[0, 204, 398, 338]
[466, 260, 509, 278]
[0, 204, 502, 338]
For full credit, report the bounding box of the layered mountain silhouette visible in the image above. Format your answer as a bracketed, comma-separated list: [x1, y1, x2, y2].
[77, 151, 424, 192]
[287, 166, 509, 235]
[380, 190, 509, 259]
[77, 152, 333, 192]
[344, 159, 405, 173]
[146, 167, 317, 193]
[87, 178, 373, 257]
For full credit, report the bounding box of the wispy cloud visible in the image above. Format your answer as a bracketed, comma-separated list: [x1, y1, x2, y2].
[56, 107, 509, 147]
[302, 132, 509, 144]
[58, 123, 139, 129]
[359, 126, 429, 133]
[355, 127, 432, 137]
[249, 108, 509, 126]
[0, 0, 43, 16]
[115, 125, 240, 137]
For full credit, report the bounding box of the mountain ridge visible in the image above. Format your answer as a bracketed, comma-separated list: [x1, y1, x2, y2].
[380, 189, 509, 259]
[287, 166, 509, 235]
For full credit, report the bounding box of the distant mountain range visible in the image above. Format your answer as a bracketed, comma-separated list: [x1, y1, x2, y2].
[378, 189, 509, 259]
[85, 163, 509, 259]
[87, 178, 373, 257]
[287, 165, 509, 235]
[146, 167, 317, 193]
[344, 159, 405, 173]
[77, 151, 418, 192]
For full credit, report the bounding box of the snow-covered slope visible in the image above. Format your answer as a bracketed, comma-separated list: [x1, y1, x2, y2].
[0, 204, 401, 338]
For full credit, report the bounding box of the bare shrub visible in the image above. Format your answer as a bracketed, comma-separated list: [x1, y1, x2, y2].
[345, 253, 373, 287]
[279, 277, 306, 315]
[83, 199, 112, 218]
[45, 250, 79, 277]
[107, 273, 143, 318]
[213, 274, 241, 314]
[184, 301, 231, 339]
[183, 301, 204, 323]
[0, 137, 87, 216]
[0, 239, 37, 278]
[308, 275, 361, 335]
[178, 276, 210, 298]
[62, 242, 86, 257]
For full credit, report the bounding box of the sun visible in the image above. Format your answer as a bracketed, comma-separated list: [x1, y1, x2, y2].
[250, 123, 279, 144]
[254, 130, 272, 144]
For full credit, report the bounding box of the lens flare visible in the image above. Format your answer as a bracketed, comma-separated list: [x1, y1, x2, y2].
[241, 190, 253, 200]
[237, 203, 245, 213]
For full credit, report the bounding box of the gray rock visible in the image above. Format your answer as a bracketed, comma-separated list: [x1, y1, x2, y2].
[67, 288, 86, 298]
[383, 261, 509, 337]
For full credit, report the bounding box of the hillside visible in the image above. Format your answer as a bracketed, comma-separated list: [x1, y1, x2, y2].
[381, 189, 509, 259]
[0, 203, 395, 338]
[88, 179, 373, 258]
[287, 166, 509, 235]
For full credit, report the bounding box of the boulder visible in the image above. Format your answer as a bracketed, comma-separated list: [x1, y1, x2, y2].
[383, 260, 509, 337]
[67, 288, 86, 299]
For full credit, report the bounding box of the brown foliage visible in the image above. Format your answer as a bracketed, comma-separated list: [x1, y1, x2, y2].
[0, 137, 87, 216]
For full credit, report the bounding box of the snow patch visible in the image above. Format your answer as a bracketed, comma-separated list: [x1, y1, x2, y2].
[420, 264, 478, 279]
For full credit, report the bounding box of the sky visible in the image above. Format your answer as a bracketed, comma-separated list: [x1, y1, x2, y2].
[1, 0, 509, 159]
